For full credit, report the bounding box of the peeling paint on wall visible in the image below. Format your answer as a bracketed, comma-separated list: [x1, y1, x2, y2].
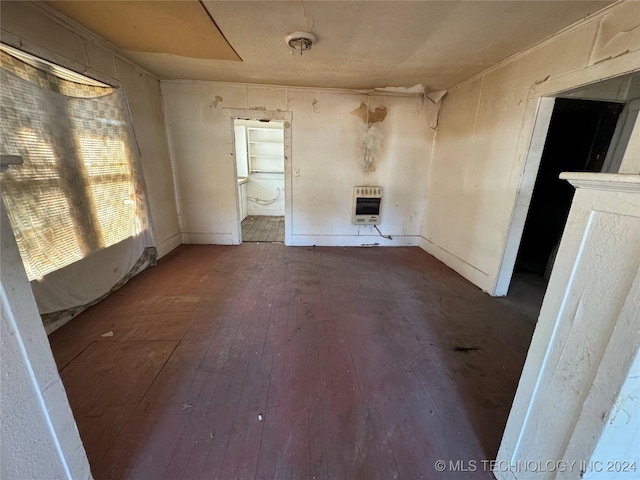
[351, 102, 388, 172]
[351, 102, 387, 125]
[374, 84, 425, 95]
[590, 4, 640, 65]
[425, 90, 447, 130]
[351, 102, 369, 123]
[360, 124, 383, 173]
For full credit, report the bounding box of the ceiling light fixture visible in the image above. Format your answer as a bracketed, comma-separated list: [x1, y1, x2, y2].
[285, 31, 316, 55]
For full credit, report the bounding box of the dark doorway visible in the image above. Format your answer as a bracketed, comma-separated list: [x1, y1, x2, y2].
[514, 98, 623, 282]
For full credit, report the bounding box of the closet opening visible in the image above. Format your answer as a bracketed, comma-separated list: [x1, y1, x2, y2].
[508, 98, 624, 317]
[233, 119, 285, 243]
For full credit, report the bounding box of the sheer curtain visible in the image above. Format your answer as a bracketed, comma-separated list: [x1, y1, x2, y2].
[0, 46, 155, 331]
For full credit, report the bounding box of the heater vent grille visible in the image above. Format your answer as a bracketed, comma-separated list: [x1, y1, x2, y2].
[352, 186, 382, 225]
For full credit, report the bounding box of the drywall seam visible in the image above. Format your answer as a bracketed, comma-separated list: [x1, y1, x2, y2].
[587, 17, 605, 66]
[447, 0, 626, 94]
[162, 101, 186, 234]
[31, 1, 160, 81]
[419, 119, 439, 236]
[79, 33, 90, 69]
[158, 86, 184, 238]
[470, 76, 485, 144]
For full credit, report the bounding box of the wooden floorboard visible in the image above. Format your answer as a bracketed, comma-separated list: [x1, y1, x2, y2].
[48, 244, 535, 480]
[242, 216, 284, 243]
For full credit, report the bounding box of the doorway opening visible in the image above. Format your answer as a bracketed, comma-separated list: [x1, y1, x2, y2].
[508, 98, 623, 316]
[233, 119, 285, 243]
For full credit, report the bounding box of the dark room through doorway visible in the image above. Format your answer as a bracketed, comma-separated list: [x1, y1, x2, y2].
[508, 97, 623, 317]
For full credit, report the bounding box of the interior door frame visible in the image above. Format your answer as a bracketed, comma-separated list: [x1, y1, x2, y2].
[222, 109, 293, 245]
[493, 97, 556, 296]
[494, 65, 640, 297]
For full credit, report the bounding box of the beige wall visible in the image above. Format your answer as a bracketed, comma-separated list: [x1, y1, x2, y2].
[0, 1, 180, 257]
[620, 110, 640, 173]
[1, 204, 92, 480]
[422, 1, 640, 294]
[161, 82, 436, 246]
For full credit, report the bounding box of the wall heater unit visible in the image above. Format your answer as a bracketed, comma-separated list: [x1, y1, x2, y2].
[352, 186, 382, 225]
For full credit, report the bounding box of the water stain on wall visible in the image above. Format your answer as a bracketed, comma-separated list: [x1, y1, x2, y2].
[212, 95, 223, 108]
[352, 102, 387, 172]
[351, 102, 387, 125]
[361, 125, 383, 173]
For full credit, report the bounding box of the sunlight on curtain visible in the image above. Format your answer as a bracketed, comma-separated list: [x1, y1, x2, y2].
[0, 46, 149, 281]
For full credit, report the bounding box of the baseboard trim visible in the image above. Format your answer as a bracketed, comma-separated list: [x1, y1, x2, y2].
[418, 236, 493, 294]
[181, 232, 236, 245]
[156, 232, 182, 258]
[288, 234, 421, 247]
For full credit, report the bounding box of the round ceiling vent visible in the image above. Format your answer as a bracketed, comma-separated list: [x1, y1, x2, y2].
[285, 31, 316, 55]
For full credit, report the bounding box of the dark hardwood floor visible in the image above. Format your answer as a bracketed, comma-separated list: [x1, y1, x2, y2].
[48, 244, 535, 480]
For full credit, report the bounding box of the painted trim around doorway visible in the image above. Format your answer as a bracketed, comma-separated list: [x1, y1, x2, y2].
[493, 97, 556, 296]
[222, 108, 293, 246]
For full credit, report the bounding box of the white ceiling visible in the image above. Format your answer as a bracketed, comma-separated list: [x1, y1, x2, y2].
[116, 1, 613, 91]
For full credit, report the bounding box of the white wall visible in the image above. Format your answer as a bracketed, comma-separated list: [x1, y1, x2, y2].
[246, 173, 285, 216]
[0, 1, 180, 257]
[235, 120, 285, 216]
[584, 349, 640, 480]
[161, 83, 436, 246]
[619, 110, 640, 173]
[496, 173, 640, 480]
[422, 1, 640, 294]
[1, 204, 92, 480]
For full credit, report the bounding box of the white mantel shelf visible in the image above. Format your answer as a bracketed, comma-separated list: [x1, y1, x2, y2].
[560, 172, 640, 193]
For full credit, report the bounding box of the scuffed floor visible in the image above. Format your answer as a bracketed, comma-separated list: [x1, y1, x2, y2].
[49, 244, 535, 479]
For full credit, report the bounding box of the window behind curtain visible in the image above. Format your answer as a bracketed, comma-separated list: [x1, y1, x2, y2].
[0, 45, 149, 281]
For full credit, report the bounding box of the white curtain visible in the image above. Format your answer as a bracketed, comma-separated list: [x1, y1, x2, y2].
[0, 47, 155, 330]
